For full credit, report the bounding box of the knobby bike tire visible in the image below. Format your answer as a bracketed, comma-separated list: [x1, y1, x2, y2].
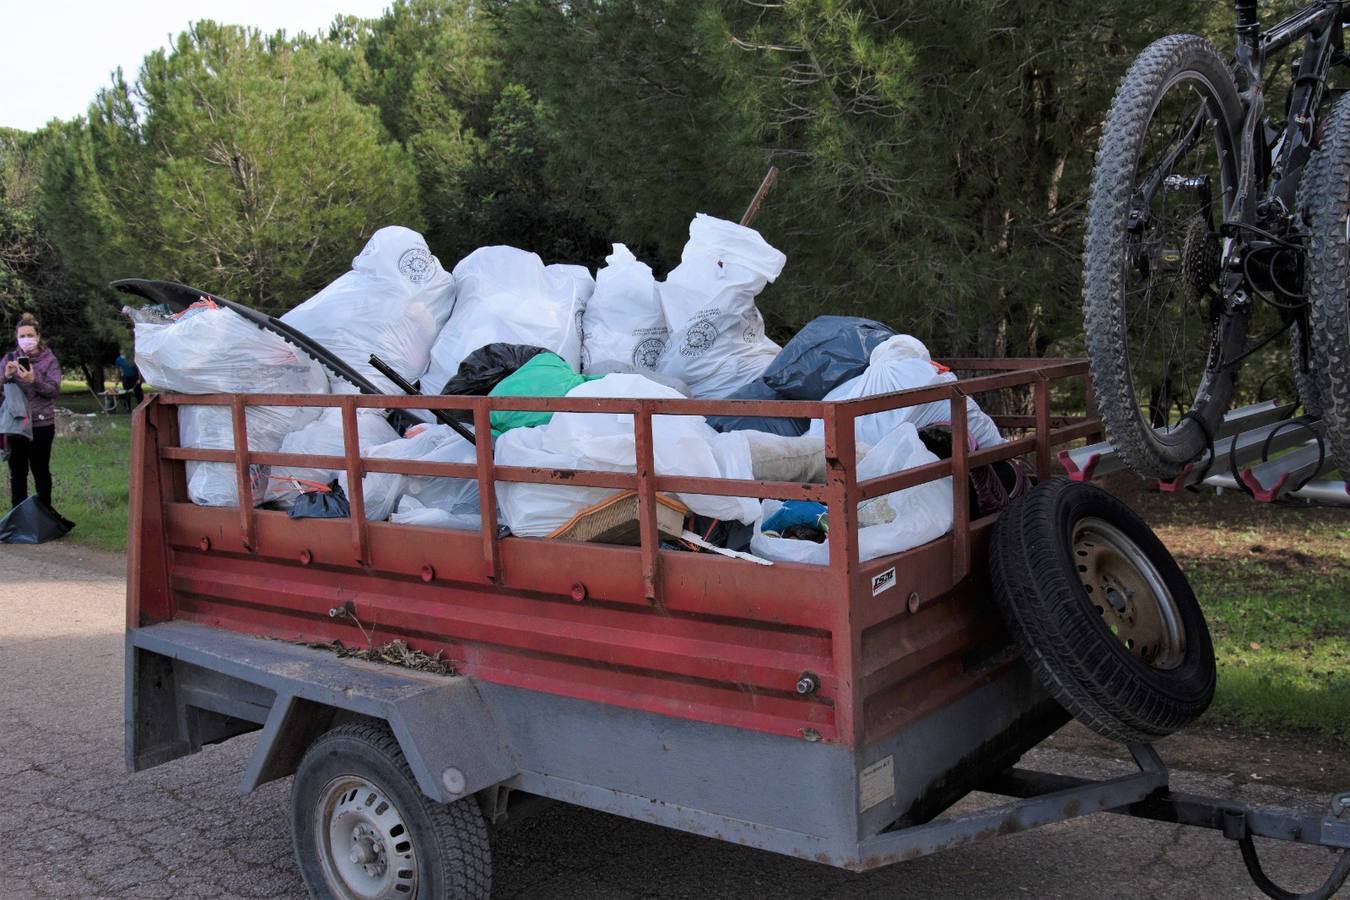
[1297, 91, 1350, 475]
[1083, 34, 1247, 479]
[1288, 320, 1325, 417]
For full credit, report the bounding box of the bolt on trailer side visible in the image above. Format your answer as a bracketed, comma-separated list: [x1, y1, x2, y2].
[127, 359, 1113, 858]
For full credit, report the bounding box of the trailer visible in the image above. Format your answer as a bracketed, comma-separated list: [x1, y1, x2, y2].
[125, 358, 1350, 899]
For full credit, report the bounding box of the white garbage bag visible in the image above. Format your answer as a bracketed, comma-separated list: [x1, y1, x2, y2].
[176, 407, 274, 508]
[581, 244, 669, 375]
[751, 422, 953, 565]
[805, 335, 1004, 450]
[134, 304, 329, 507]
[494, 374, 758, 537]
[339, 424, 478, 522]
[654, 214, 786, 398]
[391, 496, 482, 531]
[267, 409, 401, 505]
[280, 226, 456, 394]
[421, 246, 593, 395]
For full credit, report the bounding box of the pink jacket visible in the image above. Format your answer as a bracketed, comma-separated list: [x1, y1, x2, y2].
[2, 346, 62, 426]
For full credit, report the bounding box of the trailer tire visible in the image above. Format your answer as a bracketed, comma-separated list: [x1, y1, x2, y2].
[989, 479, 1215, 744]
[291, 721, 491, 900]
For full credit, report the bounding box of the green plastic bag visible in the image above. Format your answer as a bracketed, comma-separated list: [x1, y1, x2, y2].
[488, 352, 603, 435]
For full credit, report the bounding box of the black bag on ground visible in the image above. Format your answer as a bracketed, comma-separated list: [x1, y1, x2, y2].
[0, 497, 74, 544]
[707, 316, 895, 434]
[289, 480, 350, 519]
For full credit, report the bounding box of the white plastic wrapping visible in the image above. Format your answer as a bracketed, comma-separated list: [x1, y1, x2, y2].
[391, 496, 482, 531]
[339, 424, 478, 522]
[280, 226, 456, 394]
[134, 306, 329, 507]
[806, 335, 1004, 450]
[176, 407, 272, 507]
[751, 423, 954, 565]
[421, 246, 593, 395]
[580, 244, 669, 374]
[267, 409, 401, 505]
[654, 214, 786, 398]
[493, 374, 758, 537]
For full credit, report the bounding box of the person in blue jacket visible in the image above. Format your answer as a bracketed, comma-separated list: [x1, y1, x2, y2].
[114, 352, 143, 407]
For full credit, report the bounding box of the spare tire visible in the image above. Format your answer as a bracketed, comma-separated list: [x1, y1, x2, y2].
[989, 478, 1215, 744]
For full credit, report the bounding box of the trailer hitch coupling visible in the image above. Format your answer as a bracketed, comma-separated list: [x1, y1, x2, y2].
[1223, 803, 1350, 900]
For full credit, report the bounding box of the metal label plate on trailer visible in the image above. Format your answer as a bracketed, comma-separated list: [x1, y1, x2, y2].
[860, 755, 895, 811]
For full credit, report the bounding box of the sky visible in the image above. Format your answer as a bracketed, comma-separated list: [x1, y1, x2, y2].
[0, 0, 395, 132]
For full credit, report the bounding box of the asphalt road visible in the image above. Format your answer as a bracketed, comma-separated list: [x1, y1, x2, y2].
[0, 542, 1344, 900]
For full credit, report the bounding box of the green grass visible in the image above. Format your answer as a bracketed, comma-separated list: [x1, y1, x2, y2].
[1199, 575, 1350, 737]
[1144, 500, 1350, 739]
[47, 389, 134, 552]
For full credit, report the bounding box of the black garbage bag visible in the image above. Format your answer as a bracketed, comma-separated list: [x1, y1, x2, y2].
[705, 380, 809, 437]
[442, 343, 548, 396]
[289, 480, 350, 519]
[761, 315, 895, 400]
[687, 515, 755, 553]
[708, 316, 895, 434]
[438, 343, 549, 423]
[0, 497, 74, 544]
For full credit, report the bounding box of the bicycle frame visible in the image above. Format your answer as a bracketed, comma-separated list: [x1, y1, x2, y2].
[1211, 0, 1348, 380]
[1231, 0, 1345, 225]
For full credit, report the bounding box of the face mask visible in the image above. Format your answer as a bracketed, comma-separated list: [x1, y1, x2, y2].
[16, 337, 37, 353]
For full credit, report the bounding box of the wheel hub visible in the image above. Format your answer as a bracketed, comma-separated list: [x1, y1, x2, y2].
[1072, 517, 1187, 670]
[316, 776, 418, 899]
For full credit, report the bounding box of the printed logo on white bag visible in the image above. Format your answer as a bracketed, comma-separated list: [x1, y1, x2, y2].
[633, 337, 667, 369]
[742, 310, 764, 344]
[871, 566, 896, 596]
[398, 248, 436, 284]
[680, 320, 718, 358]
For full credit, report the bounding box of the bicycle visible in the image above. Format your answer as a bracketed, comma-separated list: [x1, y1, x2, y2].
[1083, 0, 1350, 480]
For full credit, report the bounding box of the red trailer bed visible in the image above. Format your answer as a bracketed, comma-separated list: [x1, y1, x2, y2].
[128, 358, 1098, 750]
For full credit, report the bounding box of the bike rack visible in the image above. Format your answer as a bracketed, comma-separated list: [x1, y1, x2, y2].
[1206, 473, 1350, 505]
[1059, 400, 1294, 483]
[1059, 400, 1350, 507]
[1233, 437, 1334, 501]
[1157, 415, 1322, 493]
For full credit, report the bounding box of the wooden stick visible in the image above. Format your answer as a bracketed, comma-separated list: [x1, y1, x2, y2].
[739, 166, 780, 227]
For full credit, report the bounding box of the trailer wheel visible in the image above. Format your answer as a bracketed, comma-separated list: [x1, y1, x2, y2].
[291, 721, 491, 900]
[989, 478, 1215, 744]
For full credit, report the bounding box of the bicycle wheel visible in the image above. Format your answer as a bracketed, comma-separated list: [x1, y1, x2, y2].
[1083, 34, 1247, 479]
[1298, 91, 1350, 475]
[1288, 320, 1324, 416]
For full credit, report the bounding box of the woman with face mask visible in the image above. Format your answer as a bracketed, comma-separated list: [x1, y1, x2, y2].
[2, 313, 62, 507]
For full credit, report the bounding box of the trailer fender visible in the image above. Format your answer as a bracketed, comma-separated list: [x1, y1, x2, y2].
[129, 622, 517, 804]
[241, 676, 517, 804]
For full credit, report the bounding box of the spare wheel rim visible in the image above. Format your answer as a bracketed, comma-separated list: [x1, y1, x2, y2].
[1071, 516, 1187, 670]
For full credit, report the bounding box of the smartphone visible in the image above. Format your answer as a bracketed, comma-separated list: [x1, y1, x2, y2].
[15, 356, 29, 372]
